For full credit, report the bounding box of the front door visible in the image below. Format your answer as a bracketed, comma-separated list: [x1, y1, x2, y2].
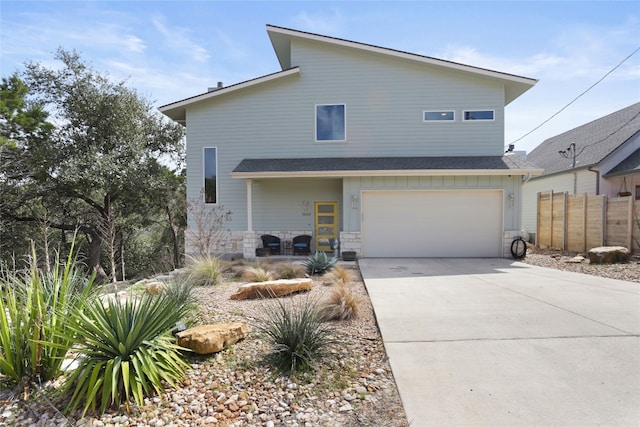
[315, 201, 338, 252]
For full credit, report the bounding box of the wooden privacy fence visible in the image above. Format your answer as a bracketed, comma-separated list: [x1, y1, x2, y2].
[537, 191, 639, 253]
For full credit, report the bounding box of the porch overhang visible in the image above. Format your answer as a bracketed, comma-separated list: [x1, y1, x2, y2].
[231, 156, 544, 179]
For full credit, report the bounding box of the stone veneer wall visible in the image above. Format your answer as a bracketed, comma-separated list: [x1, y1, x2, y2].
[503, 230, 524, 258]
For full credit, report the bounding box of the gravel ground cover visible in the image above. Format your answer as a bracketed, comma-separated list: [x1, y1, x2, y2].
[521, 247, 640, 283]
[0, 261, 409, 427]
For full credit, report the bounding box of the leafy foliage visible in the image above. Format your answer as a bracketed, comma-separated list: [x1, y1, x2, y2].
[1, 50, 185, 279]
[0, 241, 96, 384]
[56, 281, 195, 415]
[256, 295, 336, 374]
[303, 251, 337, 276]
[185, 254, 222, 286]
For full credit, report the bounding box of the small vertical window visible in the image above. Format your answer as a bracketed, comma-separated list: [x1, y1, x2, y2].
[423, 110, 455, 122]
[316, 104, 346, 141]
[204, 147, 217, 204]
[635, 185, 640, 200]
[463, 110, 495, 121]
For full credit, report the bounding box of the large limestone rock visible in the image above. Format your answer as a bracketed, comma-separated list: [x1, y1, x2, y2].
[176, 322, 249, 355]
[588, 246, 630, 264]
[230, 278, 314, 300]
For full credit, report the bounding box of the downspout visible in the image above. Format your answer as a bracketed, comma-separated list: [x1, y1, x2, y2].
[588, 166, 600, 195]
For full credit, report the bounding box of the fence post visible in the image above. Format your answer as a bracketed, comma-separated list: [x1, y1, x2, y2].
[627, 195, 634, 251]
[582, 193, 587, 252]
[549, 190, 554, 248]
[562, 191, 568, 251]
[602, 195, 607, 246]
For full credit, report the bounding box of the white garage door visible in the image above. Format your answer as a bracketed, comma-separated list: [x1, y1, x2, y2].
[361, 190, 503, 257]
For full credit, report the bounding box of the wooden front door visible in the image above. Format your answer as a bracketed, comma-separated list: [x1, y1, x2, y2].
[314, 201, 338, 252]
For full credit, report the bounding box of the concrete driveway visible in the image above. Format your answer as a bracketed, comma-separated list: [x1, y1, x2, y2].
[359, 258, 640, 427]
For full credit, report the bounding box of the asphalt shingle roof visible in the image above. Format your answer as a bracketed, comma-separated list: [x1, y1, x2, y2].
[232, 155, 541, 174]
[605, 147, 640, 176]
[526, 102, 640, 176]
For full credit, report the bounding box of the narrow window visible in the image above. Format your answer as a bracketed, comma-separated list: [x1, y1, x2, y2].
[423, 110, 455, 122]
[204, 147, 217, 204]
[463, 110, 495, 121]
[316, 104, 346, 141]
[635, 185, 640, 200]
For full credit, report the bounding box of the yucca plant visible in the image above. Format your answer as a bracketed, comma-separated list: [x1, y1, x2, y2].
[0, 241, 96, 384]
[185, 254, 222, 286]
[303, 251, 337, 276]
[255, 295, 337, 374]
[55, 281, 195, 415]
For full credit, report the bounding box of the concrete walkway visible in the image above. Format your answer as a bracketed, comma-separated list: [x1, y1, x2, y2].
[359, 258, 640, 427]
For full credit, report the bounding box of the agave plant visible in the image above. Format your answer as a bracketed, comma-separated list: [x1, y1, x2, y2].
[56, 281, 195, 415]
[303, 251, 337, 275]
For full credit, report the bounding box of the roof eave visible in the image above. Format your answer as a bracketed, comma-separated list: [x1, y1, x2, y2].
[231, 168, 544, 179]
[266, 24, 538, 101]
[159, 67, 301, 122]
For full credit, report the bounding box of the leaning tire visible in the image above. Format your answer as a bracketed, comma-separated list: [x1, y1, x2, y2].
[511, 238, 527, 259]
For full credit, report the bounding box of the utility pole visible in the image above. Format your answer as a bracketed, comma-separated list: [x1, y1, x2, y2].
[559, 142, 577, 194]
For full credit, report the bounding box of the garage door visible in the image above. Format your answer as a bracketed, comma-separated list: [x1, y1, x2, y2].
[361, 190, 503, 257]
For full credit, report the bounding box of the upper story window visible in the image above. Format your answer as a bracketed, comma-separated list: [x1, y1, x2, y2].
[204, 147, 217, 204]
[463, 110, 495, 121]
[423, 110, 455, 122]
[316, 104, 346, 142]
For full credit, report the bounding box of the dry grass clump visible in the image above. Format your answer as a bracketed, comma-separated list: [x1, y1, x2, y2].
[241, 266, 275, 282]
[273, 262, 306, 279]
[318, 284, 359, 321]
[321, 265, 353, 286]
[186, 254, 223, 286]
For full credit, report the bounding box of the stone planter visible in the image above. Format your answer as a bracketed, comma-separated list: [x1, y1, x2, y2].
[341, 251, 357, 261]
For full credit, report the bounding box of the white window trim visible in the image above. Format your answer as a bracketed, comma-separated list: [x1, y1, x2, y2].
[423, 110, 455, 123]
[203, 146, 218, 204]
[462, 109, 495, 122]
[315, 103, 347, 142]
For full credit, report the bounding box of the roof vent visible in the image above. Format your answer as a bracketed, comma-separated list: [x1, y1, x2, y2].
[207, 82, 224, 92]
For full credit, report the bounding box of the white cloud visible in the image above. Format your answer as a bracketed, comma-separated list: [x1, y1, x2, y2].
[151, 15, 210, 63]
[292, 8, 346, 34]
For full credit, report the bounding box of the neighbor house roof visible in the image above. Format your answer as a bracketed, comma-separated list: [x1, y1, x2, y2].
[526, 102, 640, 177]
[604, 147, 640, 177]
[266, 25, 537, 106]
[230, 155, 543, 179]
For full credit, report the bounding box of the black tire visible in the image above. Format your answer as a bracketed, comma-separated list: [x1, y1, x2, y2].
[511, 238, 527, 259]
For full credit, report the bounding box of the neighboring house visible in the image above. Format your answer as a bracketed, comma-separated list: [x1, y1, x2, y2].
[522, 102, 640, 239]
[160, 25, 542, 259]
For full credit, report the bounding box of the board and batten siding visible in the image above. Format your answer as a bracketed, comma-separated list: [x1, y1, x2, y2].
[343, 175, 521, 233]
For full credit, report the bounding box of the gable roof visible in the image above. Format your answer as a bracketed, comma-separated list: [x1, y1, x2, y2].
[159, 25, 538, 122]
[526, 102, 640, 177]
[605, 147, 640, 177]
[266, 25, 537, 105]
[231, 155, 542, 179]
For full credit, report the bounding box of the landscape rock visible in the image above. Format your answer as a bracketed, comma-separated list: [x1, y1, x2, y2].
[176, 322, 249, 354]
[588, 246, 630, 264]
[230, 278, 313, 300]
[564, 255, 586, 264]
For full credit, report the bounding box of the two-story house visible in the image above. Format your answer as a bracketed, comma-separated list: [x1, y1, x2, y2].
[160, 25, 542, 259]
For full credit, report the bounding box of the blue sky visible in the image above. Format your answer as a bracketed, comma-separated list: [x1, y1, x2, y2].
[1, 1, 638, 153]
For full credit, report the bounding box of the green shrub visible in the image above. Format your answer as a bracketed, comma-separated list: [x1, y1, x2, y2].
[0, 242, 96, 384]
[256, 295, 336, 374]
[318, 285, 359, 321]
[303, 251, 337, 276]
[55, 281, 195, 415]
[186, 254, 222, 286]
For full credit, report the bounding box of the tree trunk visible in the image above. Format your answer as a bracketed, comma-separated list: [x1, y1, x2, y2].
[87, 231, 107, 282]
